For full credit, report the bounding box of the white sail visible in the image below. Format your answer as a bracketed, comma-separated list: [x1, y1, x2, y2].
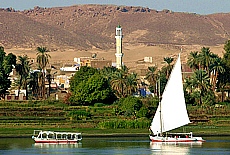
[150, 54, 190, 135]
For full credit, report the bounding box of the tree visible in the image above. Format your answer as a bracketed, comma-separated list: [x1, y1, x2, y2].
[218, 40, 230, 101]
[184, 77, 194, 94]
[100, 66, 118, 81]
[69, 66, 116, 105]
[110, 71, 127, 98]
[210, 56, 225, 91]
[125, 73, 138, 96]
[46, 69, 52, 97]
[70, 66, 98, 92]
[72, 73, 115, 105]
[187, 51, 200, 70]
[190, 70, 213, 106]
[216, 68, 230, 102]
[15, 55, 31, 99]
[36, 46, 51, 99]
[145, 66, 158, 94]
[28, 71, 40, 99]
[199, 47, 214, 75]
[110, 65, 139, 98]
[163, 57, 174, 79]
[223, 40, 230, 69]
[116, 96, 143, 117]
[0, 46, 16, 98]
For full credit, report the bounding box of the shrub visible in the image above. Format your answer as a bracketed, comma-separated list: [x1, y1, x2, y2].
[94, 103, 105, 107]
[116, 96, 143, 117]
[136, 107, 148, 118]
[97, 119, 151, 129]
[67, 110, 91, 120]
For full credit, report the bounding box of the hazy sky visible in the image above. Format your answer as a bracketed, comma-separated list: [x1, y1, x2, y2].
[1, 0, 230, 15]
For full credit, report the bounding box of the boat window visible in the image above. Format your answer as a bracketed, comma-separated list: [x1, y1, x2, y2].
[77, 134, 82, 139]
[57, 134, 62, 139]
[48, 133, 54, 139]
[42, 133, 47, 138]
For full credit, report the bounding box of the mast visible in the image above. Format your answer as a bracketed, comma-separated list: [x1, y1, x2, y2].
[159, 76, 163, 135]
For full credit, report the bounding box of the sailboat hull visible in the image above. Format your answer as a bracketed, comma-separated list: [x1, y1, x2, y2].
[150, 135, 205, 142]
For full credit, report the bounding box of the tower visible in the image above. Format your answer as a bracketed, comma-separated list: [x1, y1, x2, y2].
[115, 25, 123, 69]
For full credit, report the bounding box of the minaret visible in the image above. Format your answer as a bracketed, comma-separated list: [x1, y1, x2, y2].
[115, 25, 123, 69]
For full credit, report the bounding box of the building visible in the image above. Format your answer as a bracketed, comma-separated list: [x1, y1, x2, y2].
[90, 59, 112, 69]
[115, 25, 124, 69]
[74, 57, 91, 67]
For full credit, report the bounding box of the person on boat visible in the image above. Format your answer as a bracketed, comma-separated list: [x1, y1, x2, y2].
[156, 131, 160, 137]
[190, 132, 193, 138]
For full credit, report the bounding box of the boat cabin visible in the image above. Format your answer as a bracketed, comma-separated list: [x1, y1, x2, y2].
[32, 130, 82, 143]
[165, 132, 193, 138]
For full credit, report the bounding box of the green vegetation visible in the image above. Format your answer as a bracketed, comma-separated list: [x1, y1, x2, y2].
[36, 46, 51, 99]
[97, 119, 150, 129]
[0, 46, 51, 100]
[1, 40, 230, 137]
[15, 55, 31, 99]
[0, 46, 16, 99]
[0, 100, 229, 137]
[69, 68, 115, 105]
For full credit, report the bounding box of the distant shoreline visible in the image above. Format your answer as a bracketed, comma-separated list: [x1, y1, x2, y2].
[1, 133, 230, 138]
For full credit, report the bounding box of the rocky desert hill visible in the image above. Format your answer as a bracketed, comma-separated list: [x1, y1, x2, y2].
[0, 5, 230, 71]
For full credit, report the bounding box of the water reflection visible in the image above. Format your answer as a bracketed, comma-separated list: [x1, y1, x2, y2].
[32, 143, 82, 149]
[0, 138, 32, 150]
[0, 137, 229, 155]
[150, 141, 203, 154]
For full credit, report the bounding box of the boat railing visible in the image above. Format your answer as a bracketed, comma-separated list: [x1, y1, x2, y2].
[166, 132, 193, 138]
[32, 130, 82, 141]
[167, 132, 193, 135]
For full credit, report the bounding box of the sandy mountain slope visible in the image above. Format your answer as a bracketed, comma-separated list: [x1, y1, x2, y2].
[0, 5, 229, 71]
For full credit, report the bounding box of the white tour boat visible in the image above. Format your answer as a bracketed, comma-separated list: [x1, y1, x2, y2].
[149, 53, 205, 143]
[32, 130, 82, 143]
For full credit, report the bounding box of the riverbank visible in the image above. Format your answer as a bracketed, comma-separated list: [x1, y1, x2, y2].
[0, 101, 230, 138]
[0, 126, 230, 138]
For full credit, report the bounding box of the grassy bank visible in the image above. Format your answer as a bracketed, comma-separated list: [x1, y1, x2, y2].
[1, 126, 230, 138]
[0, 100, 230, 137]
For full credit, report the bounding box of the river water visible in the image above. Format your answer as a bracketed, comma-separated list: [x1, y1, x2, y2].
[0, 137, 229, 155]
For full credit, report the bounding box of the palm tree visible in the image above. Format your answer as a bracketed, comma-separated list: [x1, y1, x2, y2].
[36, 46, 51, 99]
[191, 70, 212, 106]
[223, 40, 230, 69]
[28, 71, 39, 99]
[46, 69, 52, 97]
[184, 77, 194, 94]
[210, 57, 225, 91]
[163, 57, 174, 79]
[217, 68, 230, 102]
[15, 55, 31, 99]
[199, 47, 214, 75]
[187, 51, 200, 70]
[100, 66, 118, 81]
[224, 40, 230, 53]
[110, 71, 127, 98]
[125, 73, 138, 96]
[145, 66, 158, 95]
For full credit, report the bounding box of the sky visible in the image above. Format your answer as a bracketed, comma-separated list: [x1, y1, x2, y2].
[1, 0, 230, 15]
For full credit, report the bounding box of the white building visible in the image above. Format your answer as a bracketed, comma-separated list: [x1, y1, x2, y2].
[115, 25, 124, 69]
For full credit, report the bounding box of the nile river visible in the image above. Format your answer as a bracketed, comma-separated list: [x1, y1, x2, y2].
[0, 136, 230, 154]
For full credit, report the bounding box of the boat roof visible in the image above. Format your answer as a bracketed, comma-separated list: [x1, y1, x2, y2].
[34, 130, 81, 135]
